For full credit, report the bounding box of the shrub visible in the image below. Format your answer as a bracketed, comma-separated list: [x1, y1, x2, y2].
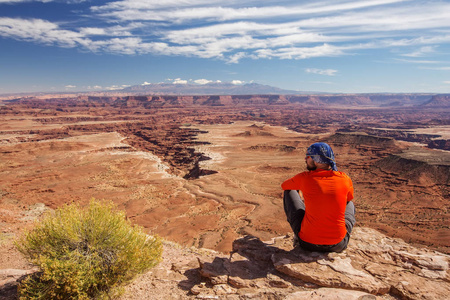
[16, 199, 162, 299]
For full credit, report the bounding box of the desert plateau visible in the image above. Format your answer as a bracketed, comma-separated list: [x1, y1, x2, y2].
[0, 93, 449, 299]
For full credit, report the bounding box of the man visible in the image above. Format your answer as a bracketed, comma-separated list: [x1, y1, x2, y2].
[281, 142, 355, 252]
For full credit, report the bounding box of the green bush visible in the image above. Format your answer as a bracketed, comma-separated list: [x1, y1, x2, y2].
[16, 199, 162, 299]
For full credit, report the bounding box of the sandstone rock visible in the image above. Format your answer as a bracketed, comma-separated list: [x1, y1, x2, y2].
[212, 283, 236, 295]
[0, 268, 37, 281]
[0, 268, 37, 300]
[266, 273, 291, 288]
[284, 288, 381, 300]
[198, 257, 229, 285]
[190, 282, 207, 295]
[196, 227, 450, 300]
[19, 203, 50, 222]
[272, 251, 390, 295]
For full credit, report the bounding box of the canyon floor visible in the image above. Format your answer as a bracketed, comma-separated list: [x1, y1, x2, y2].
[0, 98, 449, 298]
[0, 120, 320, 252]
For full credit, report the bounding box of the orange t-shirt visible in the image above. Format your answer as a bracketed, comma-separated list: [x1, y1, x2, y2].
[281, 169, 354, 245]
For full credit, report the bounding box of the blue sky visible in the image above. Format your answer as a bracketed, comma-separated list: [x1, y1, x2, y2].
[1, 0, 450, 94]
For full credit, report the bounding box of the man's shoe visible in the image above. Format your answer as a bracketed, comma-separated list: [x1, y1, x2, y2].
[293, 235, 300, 248]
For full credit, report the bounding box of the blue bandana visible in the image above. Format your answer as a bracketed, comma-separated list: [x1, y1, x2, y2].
[306, 142, 338, 171]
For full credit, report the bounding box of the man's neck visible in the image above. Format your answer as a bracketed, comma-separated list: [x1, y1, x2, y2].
[315, 163, 330, 170]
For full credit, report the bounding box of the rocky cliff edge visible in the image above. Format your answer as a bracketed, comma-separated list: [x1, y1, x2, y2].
[1, 227, 449, 300]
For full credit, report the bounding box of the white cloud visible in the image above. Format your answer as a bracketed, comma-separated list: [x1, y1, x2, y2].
[231, 80, 244, 85]
[79, 27, 106, 36]
[106, 85, 121, 90]
[193, 79, 212, 85]
[0, 0, 53, 3]
[79, 25, 135, 37]
[444, 81, 450, 84]
[87, 0, 450, 62]
[0, 0, 87, 4]
[395, 58, 440, 64]
[87, 85, 103, 90]
[256, 43, 344, 60]
[401, 46, 436, 57]
[92, 0, 406, 23]
[90, 0, 450, 44]
[104, 84, 130, 90]
[0, 17, 85, 48]
[173, 78, 188, 84]
[142, 81, 152, 85]
[226, 52, 246, 64]
[91, 0, 221, 13]
[1, 0, 450, 64]
[305, 68, 338, 76]
[65, 85, 76, 88]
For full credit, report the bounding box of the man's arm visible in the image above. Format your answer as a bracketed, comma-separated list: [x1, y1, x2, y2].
[347, 178, 354, 202]
[281, 174, 301, 190]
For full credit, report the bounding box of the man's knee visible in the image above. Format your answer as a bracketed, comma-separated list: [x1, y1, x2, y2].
[283, 190, 305, 235]
[346, 200, 355, 214]
[284, 190, 305, 211]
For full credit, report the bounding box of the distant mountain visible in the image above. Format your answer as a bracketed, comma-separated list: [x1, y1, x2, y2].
[118, 84, 439, 107]
[121, 82, 304, 95]
[1, 81, 444, 109]
[71, 93, 440, 109]
[421, 94, 450, 107]
[287, 93, 434, 107]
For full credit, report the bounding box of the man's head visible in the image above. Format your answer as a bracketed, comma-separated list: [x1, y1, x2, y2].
[305, 142, 337, 171]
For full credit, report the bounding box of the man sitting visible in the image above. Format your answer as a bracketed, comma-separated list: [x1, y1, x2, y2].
[281, 142, 356, 252]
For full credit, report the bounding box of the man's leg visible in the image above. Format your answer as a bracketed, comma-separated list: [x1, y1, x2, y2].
[283, 190, 305, 238]
[345, 201, 356, 234]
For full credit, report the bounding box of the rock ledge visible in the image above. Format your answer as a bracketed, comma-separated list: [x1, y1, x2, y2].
[1, 227, 449, 299]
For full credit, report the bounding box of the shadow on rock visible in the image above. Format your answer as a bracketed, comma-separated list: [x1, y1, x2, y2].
[0, 281, 18, 300]
[0, 270, 35, 300]
[191, 228, 450, 299]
